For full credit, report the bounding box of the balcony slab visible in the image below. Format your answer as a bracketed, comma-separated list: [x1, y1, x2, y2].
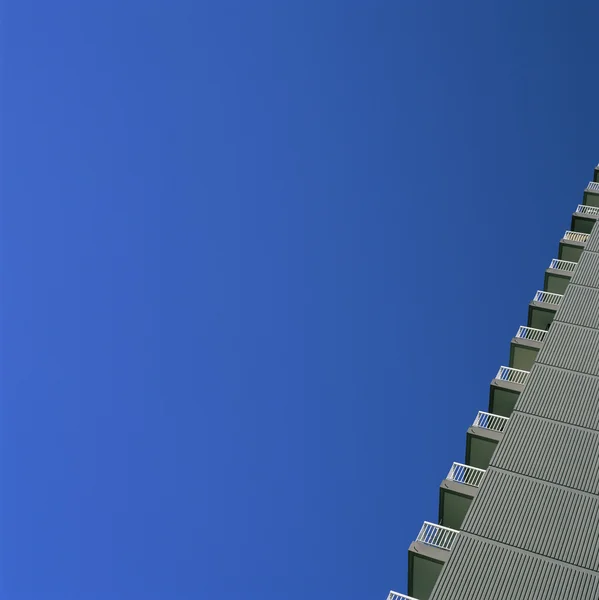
[439, 479, 478, 530]
[544, 267, 573, 295]
[466, 425, 503, 470]
[528, 300, 558, 331]
[571, 211, 598, 234]
[509, 336, 541, 372]
[559, 238, 585, 262]
[408, 541, 449, 600]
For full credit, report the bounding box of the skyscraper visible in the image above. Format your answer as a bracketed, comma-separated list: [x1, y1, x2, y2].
[388, 165, 599, 600]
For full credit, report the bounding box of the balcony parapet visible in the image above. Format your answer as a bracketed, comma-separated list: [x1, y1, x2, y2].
[495, 365, 529, 385]
[473, 410, 509, 433]
[515, 326, 546, 342]
[576, 204, 599, 216]
[533, 290, 563, 305]
[548, 258, 577, 272]
[416, 522, 459, 551]
[446, 462, 485, 487]
[563, 230, 589, 242]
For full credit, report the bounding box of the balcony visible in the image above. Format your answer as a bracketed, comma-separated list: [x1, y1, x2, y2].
[544, 258, 576, 295]
[571, 204, 599, 234]
[510, 326, 545, 371]
[559, 230, 589, 262]
[489, 366, 529, 416]
[528, 290, 563, 331]
[583, 181, 599, 207]
[439, 462, 485, 530]
[594, 165, 599, 183]
[408, 523, 458, 600]
[466, 411, 508, 469]
[387, 593, 417, 600]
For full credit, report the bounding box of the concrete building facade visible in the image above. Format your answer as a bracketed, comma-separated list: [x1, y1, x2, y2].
[388, 166, 599, 600]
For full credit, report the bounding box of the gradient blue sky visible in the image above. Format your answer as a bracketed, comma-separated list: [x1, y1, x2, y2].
[3, 2, 599, 599]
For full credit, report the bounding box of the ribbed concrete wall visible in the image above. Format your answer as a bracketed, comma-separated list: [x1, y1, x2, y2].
[556, 285, 599, 328]
[516, 364, 599, 429]
[571, 252, 599, 288]
[463, 469, 599, 571]
[430, 534, 599, 600]
[536, 322, 599, 375]
[584, 223, 599, 253]
[429, 209, 599, 598]
[491, 413, 599, 493]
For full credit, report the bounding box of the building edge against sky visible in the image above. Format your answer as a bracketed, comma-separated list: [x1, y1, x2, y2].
[386, 164, 599, 600]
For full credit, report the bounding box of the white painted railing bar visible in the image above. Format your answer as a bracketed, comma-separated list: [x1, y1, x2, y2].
[549, 258, 577, 272]
[576, 204, 599, 215]
[533, 290, 563, 305]
[516, 326, 547, 342]
[387, 593, 418, 600]
[416, 522, 459, 550]
[473, 410, 509, 433]
[447, 462, 485, 487]
[495, 366, 530, 385]
[563, 230, 589, 242]
[586, 181, 599, 193]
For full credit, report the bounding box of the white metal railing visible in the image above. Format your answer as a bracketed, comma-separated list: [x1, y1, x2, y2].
[563, 230, 589, 243]
[576, 204, 599, 216]
[495, 365, 530, 385]
[387, 593, 418, 600]
[416, 522, 459, 551]
[447, 462, 485, 487]
[533, 290, 563, 305]
[516, 325, 547, 342]
[473, 410, 509, 433]
[586, 181, 599, 193]
[549, 258, 577, 272]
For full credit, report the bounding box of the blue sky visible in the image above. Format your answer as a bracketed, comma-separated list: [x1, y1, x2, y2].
[3, 2, 599, 599]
